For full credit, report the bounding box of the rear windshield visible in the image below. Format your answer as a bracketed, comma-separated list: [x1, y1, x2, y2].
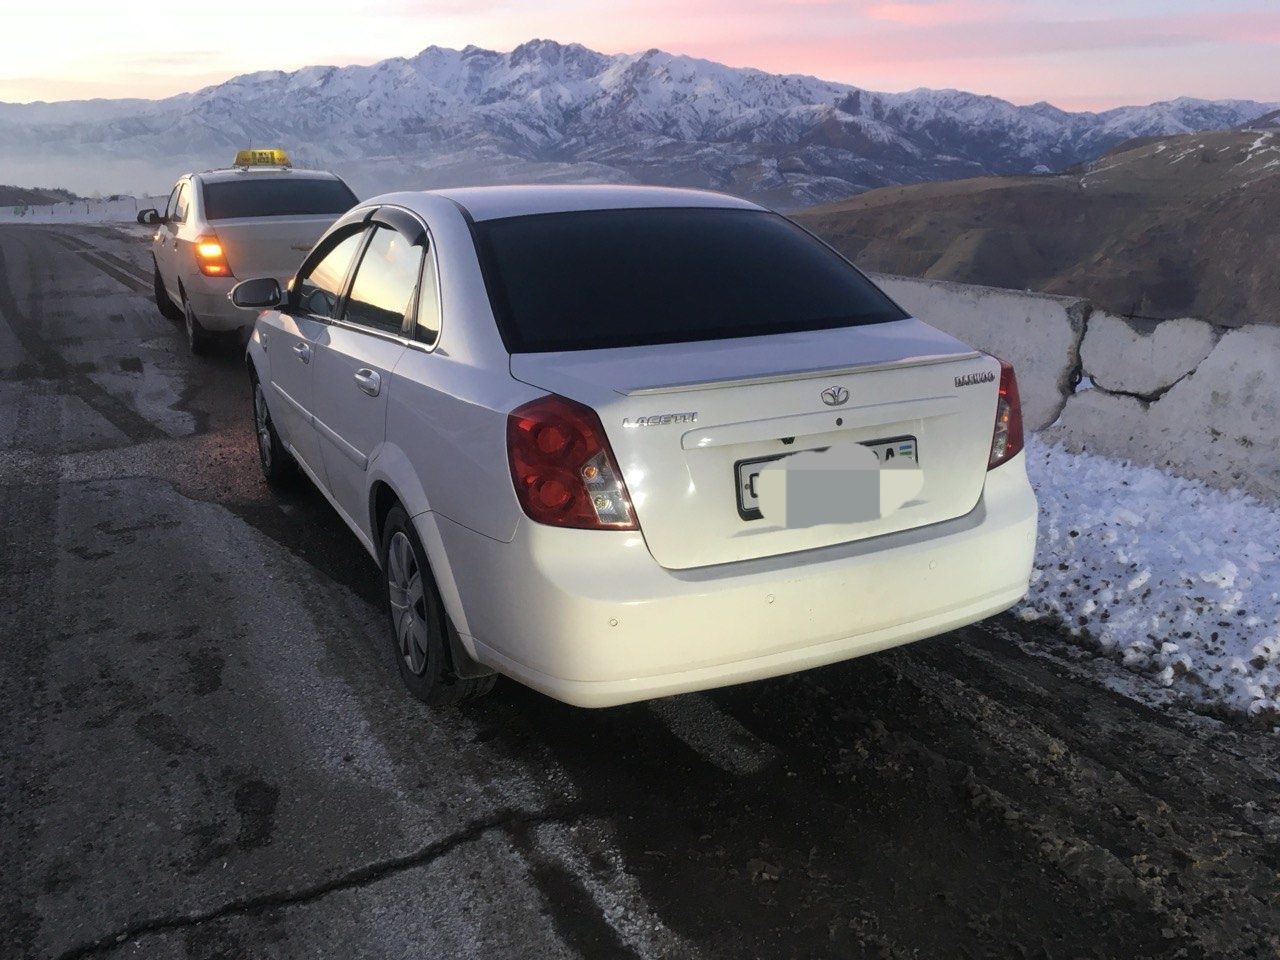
[201, 177, 357, 221]
[471, 207, 906, 352]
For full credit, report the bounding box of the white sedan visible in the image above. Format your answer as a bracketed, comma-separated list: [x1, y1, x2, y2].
[234, 185, 1037, 708]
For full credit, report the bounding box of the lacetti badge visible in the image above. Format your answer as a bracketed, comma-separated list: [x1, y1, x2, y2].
[622, 412, 698, 428]
[820, 386, 849, 407]
[955, 371, 996, 388]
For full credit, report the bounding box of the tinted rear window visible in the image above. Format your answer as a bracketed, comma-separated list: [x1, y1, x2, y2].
[201, 178, 356, 220]
[471, 208, 906, 352]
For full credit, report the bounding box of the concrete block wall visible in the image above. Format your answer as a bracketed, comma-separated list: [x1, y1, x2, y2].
[870, 272, 1280, 501]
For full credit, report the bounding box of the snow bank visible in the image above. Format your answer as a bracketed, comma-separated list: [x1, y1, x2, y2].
[1018, 438, 1280, 717]
[0, 196, 165, 224]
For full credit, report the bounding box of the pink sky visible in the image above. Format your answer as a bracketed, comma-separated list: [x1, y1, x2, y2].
[2, 0, 1277, 110]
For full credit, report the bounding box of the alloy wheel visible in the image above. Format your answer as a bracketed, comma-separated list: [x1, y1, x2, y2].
[386, 531, 430, 675]
[253, 383, 272, 471]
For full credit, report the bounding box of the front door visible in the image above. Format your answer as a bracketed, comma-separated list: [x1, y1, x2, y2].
[310, 225, 419, 537]
[266, 228, 367, 482]
[152, 182, 181, 296]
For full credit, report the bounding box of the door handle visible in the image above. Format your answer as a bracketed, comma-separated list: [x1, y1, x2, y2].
[354, 368, 381, 397]
[293, 342, 311, 364]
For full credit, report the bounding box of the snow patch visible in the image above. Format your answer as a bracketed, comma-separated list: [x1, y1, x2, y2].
[1019, 438, 1280, 717]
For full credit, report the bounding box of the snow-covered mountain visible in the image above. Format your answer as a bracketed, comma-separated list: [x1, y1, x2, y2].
[1, 39, 1273, 207]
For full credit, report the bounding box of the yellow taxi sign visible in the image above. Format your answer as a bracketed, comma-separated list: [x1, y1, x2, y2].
[233, 148, 292, 168]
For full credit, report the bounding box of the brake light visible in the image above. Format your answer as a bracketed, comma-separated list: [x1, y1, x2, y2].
[507, 394, 637, 530]
[988, 359, 1024, 470]
[194, 234, 233, 277]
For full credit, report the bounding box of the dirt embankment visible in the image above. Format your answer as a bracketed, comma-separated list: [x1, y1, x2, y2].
[797, 127, 1280, 327]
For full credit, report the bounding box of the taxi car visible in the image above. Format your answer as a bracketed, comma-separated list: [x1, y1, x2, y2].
[232, 185, 1038, 708]
[139, 150, 356, 353]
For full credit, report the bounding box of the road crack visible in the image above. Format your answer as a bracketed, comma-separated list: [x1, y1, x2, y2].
[52, 804, 584, 960]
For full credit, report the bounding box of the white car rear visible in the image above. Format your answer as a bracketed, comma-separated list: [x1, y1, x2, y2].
[238, 185, 1037, 708]
[142, 157, 356, 353]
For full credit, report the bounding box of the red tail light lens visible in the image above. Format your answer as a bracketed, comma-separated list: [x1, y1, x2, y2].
[988, 359, 1024, 470]
[507, 394, 637, 530]
[194, 234, 233, 277]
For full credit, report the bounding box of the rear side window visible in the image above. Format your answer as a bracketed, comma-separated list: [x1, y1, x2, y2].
[471, 208, 907, 352]
[343, 227, 422, 335]
[415, 247, 441, 347]
[293, 230, 364, 319]
[201, 178, 356, 221]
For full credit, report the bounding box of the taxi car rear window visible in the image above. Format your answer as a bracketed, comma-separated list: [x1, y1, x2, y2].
[201, 178, 357, 221]
[470, 207, 907, 352]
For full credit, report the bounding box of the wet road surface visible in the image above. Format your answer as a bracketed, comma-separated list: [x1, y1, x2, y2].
[1, 223, 1278, 959]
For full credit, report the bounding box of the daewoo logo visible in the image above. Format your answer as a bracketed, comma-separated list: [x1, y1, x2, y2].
[820, 386, 849, 407]
[955, 371, 996, 388]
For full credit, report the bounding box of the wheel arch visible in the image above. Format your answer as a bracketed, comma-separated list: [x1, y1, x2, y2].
[367, 475, 481, 663]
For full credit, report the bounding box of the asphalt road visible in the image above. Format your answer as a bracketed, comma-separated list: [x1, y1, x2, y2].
[2, 223, 1278, 960]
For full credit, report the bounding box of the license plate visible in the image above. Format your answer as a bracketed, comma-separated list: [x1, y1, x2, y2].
[735, 436, 918, 521]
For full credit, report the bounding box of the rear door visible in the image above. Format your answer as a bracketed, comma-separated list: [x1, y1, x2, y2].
[262, 226, 367, 482]
[310, 218, 422, 535]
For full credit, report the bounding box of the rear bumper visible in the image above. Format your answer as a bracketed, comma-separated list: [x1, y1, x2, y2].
[184, 274, 247, 332]
[432, 452, 1038, 708]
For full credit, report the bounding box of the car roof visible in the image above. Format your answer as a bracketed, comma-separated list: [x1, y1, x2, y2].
[421, 184, 763, 222]
[191, 168, 345, 185]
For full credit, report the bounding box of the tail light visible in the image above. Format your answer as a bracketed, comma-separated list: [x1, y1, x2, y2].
[194, 234, 233, 277]
[507, 394, 637, 530]
[988, 359, 1024, 470]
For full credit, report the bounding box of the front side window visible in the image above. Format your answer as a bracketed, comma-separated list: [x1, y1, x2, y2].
[471, 207, 907, 352]
[293, 230, 364, 319]
[173, 183, 190, 223]
[163, 184, 180, 221]
[343, 227, 422, 335]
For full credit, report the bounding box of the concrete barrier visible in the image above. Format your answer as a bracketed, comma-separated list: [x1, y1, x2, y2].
[870, 273, 1086, 432]
[871, 273, 1279, 501]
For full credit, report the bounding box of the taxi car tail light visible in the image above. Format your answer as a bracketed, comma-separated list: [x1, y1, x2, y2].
[988, 359, 1024, 470]
[507, 394, 638, 531]
[194, 234, 233, 277]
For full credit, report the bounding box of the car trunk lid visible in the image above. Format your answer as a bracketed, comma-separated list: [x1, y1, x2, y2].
[511, 318, 1002, 570]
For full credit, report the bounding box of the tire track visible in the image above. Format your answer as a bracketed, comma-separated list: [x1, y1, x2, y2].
[0, 233, 165, 443]
[46, 230, 150, 294]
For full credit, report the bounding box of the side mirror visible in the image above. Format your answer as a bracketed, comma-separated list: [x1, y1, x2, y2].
[229, 277, 282, 310]
[137, 208, 161, 225]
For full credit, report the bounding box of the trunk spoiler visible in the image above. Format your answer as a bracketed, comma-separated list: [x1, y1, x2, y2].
[620, 350, 982, 396]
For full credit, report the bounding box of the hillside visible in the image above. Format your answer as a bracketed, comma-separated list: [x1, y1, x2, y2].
[0, 184, 78, 206]
[796, 127, 1280, 326]
[0, 40, 1273, 206]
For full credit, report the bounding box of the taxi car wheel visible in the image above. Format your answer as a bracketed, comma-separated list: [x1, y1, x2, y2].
[183, 296, 217, 356]
[250, 374, 296, 486]
[152, 262, 182, 321]
[381, 505, 495, 707]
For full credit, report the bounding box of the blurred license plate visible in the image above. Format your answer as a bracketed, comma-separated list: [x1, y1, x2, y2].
[735, 436, 918, 521]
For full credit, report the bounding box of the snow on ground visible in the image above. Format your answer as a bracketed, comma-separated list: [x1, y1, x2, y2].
[0, 196, 164, 224]
[1018, 437, 1280, 718]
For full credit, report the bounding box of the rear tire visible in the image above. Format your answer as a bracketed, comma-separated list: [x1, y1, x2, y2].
[380, 505, 496, 707]
[250, 372, 296, 487]
[183, 295, 217, 356]
[153, 261, 182, 321]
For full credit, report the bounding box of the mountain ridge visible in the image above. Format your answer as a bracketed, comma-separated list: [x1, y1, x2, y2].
[1, 39, 1274, 206]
